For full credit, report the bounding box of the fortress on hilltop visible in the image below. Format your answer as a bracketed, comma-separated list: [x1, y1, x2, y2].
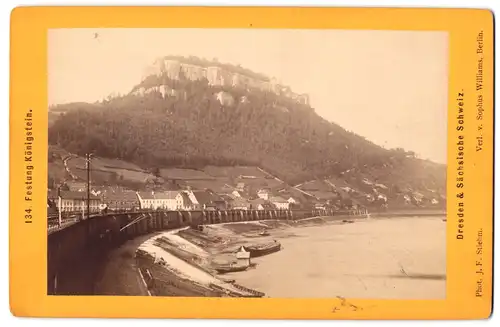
[141, 56, 310, 106]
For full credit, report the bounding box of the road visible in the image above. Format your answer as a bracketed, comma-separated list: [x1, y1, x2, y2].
[93, 233, 159, 296]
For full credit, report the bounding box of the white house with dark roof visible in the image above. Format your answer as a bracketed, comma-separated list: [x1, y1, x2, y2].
[136, 191, 184, 210]
[47, 190, 101, 213]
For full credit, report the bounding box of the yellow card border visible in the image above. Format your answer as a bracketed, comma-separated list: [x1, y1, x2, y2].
[9, 6, 494, 319]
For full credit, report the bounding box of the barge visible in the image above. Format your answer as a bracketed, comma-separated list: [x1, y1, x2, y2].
[243, 241, 282, 258]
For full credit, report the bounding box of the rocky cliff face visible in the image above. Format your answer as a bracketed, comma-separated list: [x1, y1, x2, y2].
[141, 56, 309, 105]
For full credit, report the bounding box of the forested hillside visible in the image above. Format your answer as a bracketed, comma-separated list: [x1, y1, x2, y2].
[48, 71, 446, 196]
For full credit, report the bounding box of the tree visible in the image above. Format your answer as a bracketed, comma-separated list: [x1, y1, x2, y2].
[109, 172, 119, 184]
[152, 167, 161, 177]
[47, 177, 55, 190]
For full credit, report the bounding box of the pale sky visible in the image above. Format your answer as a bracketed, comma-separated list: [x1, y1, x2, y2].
[48, 28, 449, 164]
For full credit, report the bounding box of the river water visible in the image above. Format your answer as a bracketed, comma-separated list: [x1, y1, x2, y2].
[228, 216, 446, 299]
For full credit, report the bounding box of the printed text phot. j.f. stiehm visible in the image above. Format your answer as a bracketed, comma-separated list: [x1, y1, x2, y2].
[46, 28, 448, 299]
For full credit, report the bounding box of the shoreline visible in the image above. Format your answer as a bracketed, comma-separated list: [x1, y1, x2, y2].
[95, 213, 446, 297]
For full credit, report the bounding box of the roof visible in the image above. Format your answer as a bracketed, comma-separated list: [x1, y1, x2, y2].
[262, 203, 276, 210]
[249, 198, 267, 205]
[232, 198, 251, 207]
[49, 190, 100, 200]
[192, 190, 225, 205]
[226, 193, 239, 200]
[137, 191, 180, 200]
[219, 194, 234, 202]
[232, 189, 252, 199]
[65, 182, 88, 192]
[180, 192, 194, 206]
[66, 181, 86, 187]
[100, 188, 139, 202]
[269, 196, 287, 203]
[191, 190, 213, 205]
[183, 191, 200, 205]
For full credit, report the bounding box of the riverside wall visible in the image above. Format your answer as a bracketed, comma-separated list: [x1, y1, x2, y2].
[47, 208, 347, 295]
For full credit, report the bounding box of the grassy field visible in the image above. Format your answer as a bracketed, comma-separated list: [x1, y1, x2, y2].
[67, 156, 154, 183]
[160, 168, 215, 180]
[48, 145, 286, 194]
[203, 166, 267, 178]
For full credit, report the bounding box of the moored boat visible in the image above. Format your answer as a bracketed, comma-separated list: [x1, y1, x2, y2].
[243, 241, 282, 257]
[215, 264, 249, 274]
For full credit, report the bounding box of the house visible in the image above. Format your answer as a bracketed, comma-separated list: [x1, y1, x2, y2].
[97, 187, 140, 211]
[377, 194, 388, 203]
[232, 198, 251, 210]
[191, 190, 213, 210]
[257, 188, 270, 200]
[192, 190, 228, 210]
[236, 246, 251, 266]
[183, 190, 201, 210]
[314, 203, 327, 210]
[65, 181, 87, 192]
[136, 191, 185, 210]
[249, 198, 275, 211]
[48, 190, 101, 213]
[269, 196, 289, 210]
[236, 182, 245, 192]
[208, 192, 229, 210]
[218, 194, 234, 209]
[287, 197, 298, 204]
[249, 198, 265, 210]
[180, 192, 196, 210]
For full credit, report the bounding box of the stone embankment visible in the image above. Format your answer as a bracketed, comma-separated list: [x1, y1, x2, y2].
[134, 216, 365, 297]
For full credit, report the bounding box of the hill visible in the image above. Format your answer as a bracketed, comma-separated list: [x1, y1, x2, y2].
[48, 58, 447, 209]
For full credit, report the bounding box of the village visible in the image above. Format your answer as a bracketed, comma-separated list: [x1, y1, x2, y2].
[46, 150, 445, 219]
[47, 179, 342, 215]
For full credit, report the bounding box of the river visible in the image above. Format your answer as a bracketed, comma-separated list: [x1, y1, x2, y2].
[226, 216, 446, 299]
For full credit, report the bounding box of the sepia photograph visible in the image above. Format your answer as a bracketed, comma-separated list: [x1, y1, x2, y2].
[46, 28, 448, 299]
